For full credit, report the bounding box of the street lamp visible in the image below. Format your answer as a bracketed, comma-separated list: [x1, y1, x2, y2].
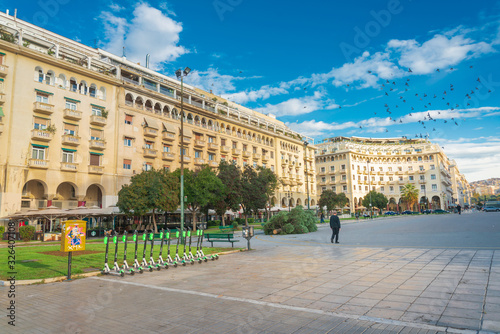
[367, 159, 372, 219]
[176, 67, 191, 243]
[287, 191, 291, 212]
[304, 141, 310, 210]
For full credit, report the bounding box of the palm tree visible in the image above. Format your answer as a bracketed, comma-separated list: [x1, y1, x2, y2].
[401, 184, 419, 211]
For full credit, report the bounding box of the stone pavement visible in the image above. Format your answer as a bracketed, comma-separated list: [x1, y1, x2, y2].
[4, 232, 500, 334]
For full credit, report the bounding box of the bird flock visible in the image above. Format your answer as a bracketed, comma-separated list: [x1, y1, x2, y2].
[343, 65, 491, 138]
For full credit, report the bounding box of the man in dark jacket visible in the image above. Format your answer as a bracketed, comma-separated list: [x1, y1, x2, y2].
[329, 211, 341, 243]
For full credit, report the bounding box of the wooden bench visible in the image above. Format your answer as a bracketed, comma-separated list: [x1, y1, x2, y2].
[205, 233, 239, 247]
[218, 225, 234, 231]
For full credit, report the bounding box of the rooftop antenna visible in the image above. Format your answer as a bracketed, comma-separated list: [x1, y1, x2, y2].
[122, 46, 126, 60]
[146, 54, 150, 69]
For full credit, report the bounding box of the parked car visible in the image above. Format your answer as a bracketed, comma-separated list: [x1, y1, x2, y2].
[483, 206, 500, 212]
[433, 209, 450, 214]
[402, 210, 418, 215]
[384, 211, 397, 215]
[422, 209, 433, 214]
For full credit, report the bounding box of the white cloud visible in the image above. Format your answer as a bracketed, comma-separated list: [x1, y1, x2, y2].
[255, 91, 338, 117]
[222, 86, 289, 104]
[159, 2, 177, 17]
[184, 68, 241, 96]
[99, 3, 187, 69]
[109, 3, 124, 12]
[387, 34, 494, 74]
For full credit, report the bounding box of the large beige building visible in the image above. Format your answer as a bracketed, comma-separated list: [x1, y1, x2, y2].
[0, 12, 316, 218]
[315, 136, 471, 212]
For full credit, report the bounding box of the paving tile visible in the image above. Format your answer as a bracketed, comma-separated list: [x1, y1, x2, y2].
[436, 316, 481, 330]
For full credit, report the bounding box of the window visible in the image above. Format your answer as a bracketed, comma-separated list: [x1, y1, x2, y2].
[253, 161, 257, 168]
[380, 177, 384, 181]
[371, 167, 375, 171]
[322, 187, 326, 191]
[163, 145, 171, 152]
[352, 175, 355, 180]
[321, 177, 326, 182]
[398, 167, 402, 171]
[421, 185, 426, 191]
[65, 100, 77, 110]
[221, 155, 226, 162]
[388, 167, 393, 171]
[430, 164, 435, 170]
[321, 167, 325, 172]
[63, 123, 77, 136]
[90, 153, 100, 166]
[33, 117, 48, 130]
[209, 153, 215, 161]
[420, 175, 425, 180]
[342, 175, 347, 181]
[381, 186, 385, 192]
[271, 165, 274, 172]
[409, 175, 414, 181]
[195, 151, 201, 158]
[125, 115, 133, 125]
[91, 129, 103, 141]
[332, 186, 336, 191]
[399, 186, 404, 192]
[262, 163, 266, 168]
[399, 177, 403, 181]
[221, 139, 226, 146]
[163, 166, 170, 172]
[343, 185, 347, 191]
[144, 162, 152, 171]
[431, 174, 436, 180]
[32, 146, 45, 160]
[419, 165, 424, 171]
[92, 107, 103, 116]
[432, 184, 437, 191]
[352, 164, 354, 170]
[365, 186, 368, 191]
[62, 150, 74, 163]
[330, 166, 335, 172]
[208, 136, 215, 143]
[145, 141, 153, 149]
[270, 152, 274, 158]
[418, 156, 422, 161]
[408, 166, 413, 171]
[124, 137, 132, 147]
[252, 147, 257, 153]
[123, 159, 131, 169]
[232, 141, 237, 149]
[379, 167, 383, 171]
[180, 148, 187, 156]
[389, 186, 394, 192]
[36, 93, 49, 103]
[341, 164, 346, 170]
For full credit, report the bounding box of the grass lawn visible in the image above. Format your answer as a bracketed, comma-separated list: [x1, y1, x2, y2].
[1, 242, 236, 281]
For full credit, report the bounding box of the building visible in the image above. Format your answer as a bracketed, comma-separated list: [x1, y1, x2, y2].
[314, 136, 471, 212]
[0, 12, 316, 218]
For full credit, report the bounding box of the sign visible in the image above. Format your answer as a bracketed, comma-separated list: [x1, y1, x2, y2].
[60, 220, 86, 252]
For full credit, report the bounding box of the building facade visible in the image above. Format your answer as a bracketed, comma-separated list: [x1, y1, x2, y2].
[0, 12, 316, 217]
[315, 136, 471, 212]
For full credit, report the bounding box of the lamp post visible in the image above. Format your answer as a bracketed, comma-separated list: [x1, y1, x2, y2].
[288, 191, 291, 212]
[175, 67, 191, 243]
[367, 159, 372, 219]
[304, 141, 310, 210]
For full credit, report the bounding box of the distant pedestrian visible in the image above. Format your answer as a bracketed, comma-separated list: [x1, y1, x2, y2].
[457, 204, 462, 215]
[320, 212, 325, 224]
[329, 211, 341, 244]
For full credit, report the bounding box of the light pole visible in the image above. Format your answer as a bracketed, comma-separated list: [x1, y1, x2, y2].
[176, 67, 191, 243]
[367, 159, 372, 219]
[288, 191, 291, 212]
[304, 141, 310, 210]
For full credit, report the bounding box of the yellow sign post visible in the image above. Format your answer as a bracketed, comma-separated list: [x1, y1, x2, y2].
[60, 220, 87, 280]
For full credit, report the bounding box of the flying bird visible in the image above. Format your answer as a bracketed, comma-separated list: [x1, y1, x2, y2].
[408, 68, 412, 73]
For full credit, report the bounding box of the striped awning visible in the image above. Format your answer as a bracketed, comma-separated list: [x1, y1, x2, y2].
[143, 116, 159, 129]
[162, 122, 176, 134]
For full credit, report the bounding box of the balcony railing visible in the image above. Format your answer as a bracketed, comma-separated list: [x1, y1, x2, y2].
[61, 162, 78, 172]
[89, 139, 106, 150]
[209, 161, 218, 167]
[0, 64, 8, 77]
[253, 153, 261, 160]
[90, 115, 107, 126]
[162, 132, 175, 141]
[180, 155, 191, 162]
[61, 134, 80, 146]
[232, 149, 241, 155]
[143, 127, 158, 137]
[63, 109, 82, 121]
[207, 143, 219, 150]
[220, 145, 231, 153]
[194, 158, 205, 165]
[33, 102, 54, 115]
[0, 93, 5, 104]
[162, 152, 175, 161]
[262, 154, 269, 161]
[242, 151, 251, 158]
[88, 165, 104, 174]
[194, 140, 206, 147]
[31, 129, 53, 141]
[143, 148, 157, 158]
[29, 159, 48, 169]
[180, 136, 191, 144]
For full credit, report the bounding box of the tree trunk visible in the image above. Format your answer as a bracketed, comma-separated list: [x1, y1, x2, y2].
[152, 210, 158, 233]
[273, 228, 282, 234]
[192, 207, 197, 232]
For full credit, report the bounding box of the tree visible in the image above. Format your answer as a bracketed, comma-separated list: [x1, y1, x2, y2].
[400, 183, 419, 211]
[362, 191, 388, 212]
[256, 166, 280, 221]
[240, 165, 267, 226]
[215, 161, 242, 226]
[117, 169, 179, 233]
[173, 166, 224, 230]
[318, 190, 350, 213]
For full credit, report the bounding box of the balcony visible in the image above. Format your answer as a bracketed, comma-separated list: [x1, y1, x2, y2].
[297, 176, 303, 184]
[418, 180, 426, 184]
[418, 169, 426, 174]
[262, 154, 269, 162]
[194, 140, 206, 148]
[281, 159, 289, 167]
[208, 143, 219, 150]
[220, 145, 231, 153]
[143, 148, 157, 158]
[63, 109, 82, 121]
[0, 93, 4, 104]
[340, 179, 348, 184]
[143, 127, 158, 137]
[194, 158, 205, 165]
[90, 115, 107, 126]
[339, 169, 347, 174]
[253, 153, 261, 160]
[162, 132, 175, 141]
[0, 64, 8, 77]
[31, 129, 52, 141]
[162, 152, 175, 161]
[242, 150, 251, 158]
[180, 155, 191, 163]
[88, 165, 104, 174]
[282, 177, 290, 185]
[232, 148, 241, 155]
[61, 134, 80, 146]
[180, 136, 191, 144]
[386, 171, 394, 175]
[395, 171, 403, 175]
[0, 122, 3, 134]
[33, 101, 54, 115]
[89, 139, 106, 150]
[61, 162, 79, 172]
[29, 159, 48, 169]
[209, 161, 218, 168]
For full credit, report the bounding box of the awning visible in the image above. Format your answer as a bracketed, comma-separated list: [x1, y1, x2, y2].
[35, 89, 53, 95]
[91, 103, 106, 109]
[162, 122, 176, 134]
[143, 116, 159, 129]
[63, 121, 79, 126]
[0, 107, 4, 117]
[182, 127, 193, 137]
[90, 152, 104, 156]
[32, 144, 49, 148]
[62, 148, 77, 152]
[65, 97, 81, 103]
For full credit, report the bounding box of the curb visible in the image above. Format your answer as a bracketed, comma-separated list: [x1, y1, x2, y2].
[0, 249, 244, 286]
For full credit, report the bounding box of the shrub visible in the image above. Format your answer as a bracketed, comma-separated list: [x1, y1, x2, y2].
[247, 218, 255, 224]
[232, 221, 239, 229]
[264, 206, 318, 235]
[19, 225, 35, 242]
[207, 220, 219, 228]
[0, 226, 4, 236]
[283, 223, 294, 234]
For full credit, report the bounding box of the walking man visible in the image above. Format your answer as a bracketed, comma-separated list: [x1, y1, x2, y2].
[330, 210, 341, 244]
[457, 204, 462, 215]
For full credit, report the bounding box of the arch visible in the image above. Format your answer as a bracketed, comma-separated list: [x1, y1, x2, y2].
[57, 73, 67, 89]
[22, 179, 48, 203]
[207, 119, 213, 130]
[99, 86, 106, 100]
[270, 196, 277, 207]
[145, 100, 153, 112]
[289, 198, 295, 208]
[45, 70, 55, 85]
[135, 96, 144, 109]
[310, 199, 316, 206]
[353, 197, 358, 208]
[154, 103, 162, 115]
[34, 66, 44, 82]
[89, 83, 97, 98]
[296, 198, 302, 206]
[85, 184, 104, 208]
[281, 197, 287, 208]
[194, 115, 201, 126]
[226, 125, 231, 135]
[431, 196, 441, 210]
[70, 77, 78, 92]
[270, 139, 273, 147]
[79, 80, 88, 95]
[125, 93, 134, 106]
[56, 182, 77, 201]
[163, 105, 170, 117]
[201, 118, 207, 128]
[187, 113, 194, 124]
[172, 108, 179, 119]
[388, 197, 398, 211]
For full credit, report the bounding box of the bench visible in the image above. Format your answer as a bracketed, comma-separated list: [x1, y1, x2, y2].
[205, 233, 239, 247]
[218, 225, 234, 231]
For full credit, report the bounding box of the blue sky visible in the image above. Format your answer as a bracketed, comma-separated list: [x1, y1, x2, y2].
[5, 0, 500, 181]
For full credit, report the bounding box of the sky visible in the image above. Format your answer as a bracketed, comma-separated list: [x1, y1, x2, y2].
[4, 0, 500, 182]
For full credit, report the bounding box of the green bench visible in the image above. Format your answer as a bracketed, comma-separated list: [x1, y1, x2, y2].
[205, 233, 239, 247]
[218, 225, 234, 231]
